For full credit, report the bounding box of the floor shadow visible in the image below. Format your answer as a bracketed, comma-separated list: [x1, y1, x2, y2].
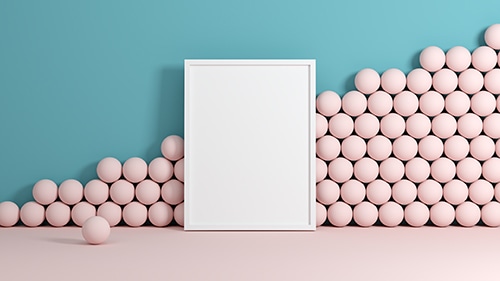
[47, 237, 88, 246]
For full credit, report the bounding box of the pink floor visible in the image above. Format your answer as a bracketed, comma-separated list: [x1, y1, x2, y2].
[1, 226, 499, 280]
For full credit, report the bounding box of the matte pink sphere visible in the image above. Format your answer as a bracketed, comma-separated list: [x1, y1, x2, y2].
[136, 179, 161, 205]
[342, 90, 367, 116]
[316, 90, 341, 117]
[71, 202, 96, 227]
[444, 136, 469, 161]
[96, 157, 122, 183]
[174, 202, 184, 226]
[419, 136, 444, 161]
[148, 201, 174, 227]
[484, 69, 500, 94]
[484, 113, 500, 138]
[316, 158, 327, 182]
[316, 135, 340, 161]
[20, 201, 45, 227]
[161, 135, 184, 161]
[392, 180, 417, 205]
[407, 68, 432, 94]
[366, 135, 392, 161]
[496, 183, 500, 202]
[406, 113, 431, 139]
[340, 180, 365, 205]
[457, 113, 482, 139]
[405, 158, 430, 183]
[481, 201, 500, 227]
[443, 180, 468, 205]
[45, 201, 70, 227]
[81, 216, 110, 245]
[496, 140, 500, 157]
[456, 158, 482, 183]
[419, 91, 444, 117]
[84, 179, 109, 205]
[470, 135, 495, 161]
[148, 157, 174, 183]
[32, 179, 58, 205]
[420, 46, 446, 72]
[394, 91, 418, 117]
[327, 202, 352, 227]
[458, 68, 484, 94]
[430, 201, 455, 227]
[431, 113, 457, 139]
[355, 68, 380, 94]
[316, 202, 327, 226]
[353, 202, 378, 227]
[485, 24, 500, 50]
[379, 158, 405, 183]
[445, 46, 471, 72]
[97, 202, 122, 227]
[327, 158, 353, 183]
[430, 158, 456, 183]
[469, 180, 494, 205]
[161, 179, 184, 206]
[404, 202, 429, 227]
[381, 68, 406, 94]
[122, 157, 148, 183]
[380, 113, 405, 139]
[366, 180, 391, 205]
[483, 158, 500, 183]
[378, 202, 404, 227]
[455, 201, 480, 227]
[123, 202, 148, 227]
[445, 91, 470, 117]
[471, 46, 497, 72]
[393, 135, 418, 161]
[109, 180, 135, 205]
[432, 68, 458, 94]
[58, 179, 83, 206]
[341, 135, 366, 161]
[174, 158, 184, 182]
[0, 201, 19, 227]
[316, 180, 340, 205]
[328, 113, 354, 139]
[367, 91, 392, 117]
[417, 180, 443, 205]
[316, 113, 328, 139]
[354, 113, 379, 139]
[471, 91, 496, 117]
[353, 158, 378, 183]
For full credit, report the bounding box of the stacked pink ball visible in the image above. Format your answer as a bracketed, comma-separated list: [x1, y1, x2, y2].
[0, 135, 185, 228]
[316, 24, 500, 228]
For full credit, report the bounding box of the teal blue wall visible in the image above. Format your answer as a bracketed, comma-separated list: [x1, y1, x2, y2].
[1, 0, 499, 204]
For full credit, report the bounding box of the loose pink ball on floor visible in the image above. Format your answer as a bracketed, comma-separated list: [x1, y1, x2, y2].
[316, 180, 340, 205]
[469, 180, 494, 205]
[122, 157, 148, 183]
[174, 158, 184, 182]
[405, 158, 430, 183]
[20, 201, 45, 227]
[32, 179, 58, 205]
[161, 179, 184, 206]
[316, 202, 327, 226]
[341, 135, 366, 161]
[340, 180, 365, 205]
[136, 180, 161, 205]
[392, 180, 417, 205]
[444, 135, 469, 161]
[484, 24, 500, 50]
[367, 135, 392, 161]
[380, 113, 405, 139]
[483, 158, 500, 183]
[484, 113, 500, 138]
[148, 157, 174, 183]
[353, 202, 378, 227]
[404, 202, 430, 227]
[443, 180, 468, 205]
[406, 113, 431, 139]
[174, 202, 184, 226]
[84, 179, 109, 206]
[393, 135, 418, 161]
[420, 46, 446, 72]
[316, 135, 340, 161]
[430, 158, 456, 183]
[328, 158, 353, 183]
[446, 46, 471, 72]
[316, 90, 341, 117]
[123, 202, 148, 227]
[148, 201, 174, 227]
[419, 136, 443, 161]
[394, 91, 418, 117]
[45, 201, 70, 227]
[316, 158, 328, 183]
[381, 68, 406, 94]
[354, 113, 379, 139]
[353, 157, 378, 183]
[81, 216, 110, 245]
[407, 68, 432, 94]
[417, 180, 443, 205]
[97, 202, 122, 227]
[432, 69, 458, 94]
[445, 91, 470, 117]
[366, 180, 391, 205]
[328, 113, 354, 139]
[109, 180, 135, 205]
[379, 202, 404, 227]
[470, 135, 495, 161]
[71, 202, 96, 227]
[342, 90, 367, 117]
[316, 113, 328, 139]
[471, 91, 496, 117]
[327, 202, 352, 227]
[458, 68, 484, 94]
[472, 46, 497, 72]
[456, 157, 482, 183]
[431, 113, 457, 139]
[58, 179, 83, 206]
[0, 201, 19, 227]
[367, 91, 393, 117]
[355, 68, 380, 94]
[419, 91, 444, 117]
[484, 69, 500, 94]
[430, 201, 455, 227]
[481, 201, 500, 227]
[96, 157, 122, 183]
[379, 158, 405, 183]
[161, 135, 184, 161]
[455, 202, 480, 227]
[457, 113, 482, 139]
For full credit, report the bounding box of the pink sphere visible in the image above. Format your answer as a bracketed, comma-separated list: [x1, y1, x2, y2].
[471, 46, 497, 72]
[316, 90, 341, 117]
[71, 202, 96, 227]
[123, 157, 148, 183]
[431, 113, 457, 139]
[174, 202, 184, 226]
[341, 135, 366, 161]
[458, 68, 484, 94]
[420, 46, 446, 72]
[327, 158, 353, 183]
[394, 91, 418, 117]
[393, 135, 418, 161]
[148, 201, 174, 227]
[109, 179, 135, 205]
[328, 113, 354, 139]
[469, 180, 494, 205]
[443, 180, 468, 205]
[366, 135, 392, 161]
[96, 157, 122, 183]
[316, 135, 340, 161]
[354, 113, 379, 139]
[327, 202, 352, 227]
[81, 216, 110, 245]
[58, 179, 83, 206]
[470, 135, 495, 161]
[380, 113, 405, 139]
[20, 201, 45, 227]
[45, 201, 70, 227]
[446, 46, 471, 72]
[316, 202, 327, 226]
[161, 179, 184, 205]
[32, 179, 58, 205]
[342, 90, 367, 116]
[161, 135, 184, 161]
[445, 91, 470, 117]
[484, 113, 500, 138]
[484, 69, 500, 94]
[354, 68, 380, 94]
[497, 140, 500, 157]
[316, 180, 340, 205]
[407, 68, 432, 94]
[84, 179, 109, 205]
[481, 201, 500, 227]
[379, 157, 405, 183]
[405, 158, 430, 183]
[497, 95, 500, 113]
[148, 157, 174, 183]
[316, 158, 328, 183]
[97, 202, 122, 227]
[418, 136, 444, 161]
[367, 91, 393, 116]
[381, 68, 406, 94]
[457, 113, 483, 139]
[378, 202, 404, 227]
[404, 201, 429, 227]
[392, 180, 417, 205]
[496, 183, 500, 201]
[456, 157, 482, 183]
[353, 157, 378, 183]
[430, 201, 455, 227]
[406, 113, 431, 139]
[316, 113, 328, 138]
[123, 202, 148, 227]
[455, 201, 480, 227]
[340, 180, 365, 205]
[419, 91, 444, 117]
[485, 24, 500, 50]
[432, 68, 458, 94]
[430, 158, 456, 183]
[353, 202, 378, 227]
[483, 158, 500, 183]
[417, 180, 443, 205]
[136, 179, 161, 205]
[366, 179, 391, 205]
[471, 91, 496, 117]
[174, 158, 184, 182]
[0, 201, 19, 227]
[444, 135, 469, 161]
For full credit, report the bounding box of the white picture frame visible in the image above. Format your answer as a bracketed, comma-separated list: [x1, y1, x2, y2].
[184, 59, 316, 230]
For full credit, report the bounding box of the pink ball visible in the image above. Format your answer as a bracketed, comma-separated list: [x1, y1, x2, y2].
[174, 202, 184, 226]
[328, 113, 354, 139]
[394, 91, 418, 117]
[485, 24, 500, 50]
[45, 201, 70, 227]
[354, 68, 380, 94]
[432, 68, 458, 94]
[419, 91, 444, 117]
[458, 68, 484, 94]
[316, 202, 327, 226]
[316, 113, 328, 138]
[418, 136, 443, 161]
[84, 179, 109, 205]
[443, 180, 468, 205]
[97, 202, 122, 227]
[316, 158, 328, 183]
[366, 179, 391, 205]
[445, 91, 470, 117]
[392, 180, 417, 205]
[174, 158, 184, 182]
[446, 46, 471, 72]
[354, 113, 379, 139]
[455, 201, 480, 227]
[406, 68, 432, 94]
[340, 180, 365, 205]
[379, 158, 405, 183]
[161, 135, 184, 161]
[316, 180, 340, 205]
[496, 183, 500, 201]
[417, 180, 443, 205]
[71, 202, 96, 227]
[381, 68, 406, 94]
[123, 157, 148, 183]
[58, 179, 83, 206]
[481, 201, 500, 227]
[484, 113, 500, 138]
[148, 157, 174, 183]
[456, 157, 482, 183]
[405, 158, 430, 183]
[444, 135, 469, 161]
[161, 179, 184, 205]
[469, 180, 494, 205]
[470, 135, 495, 161]
[367, 91, 393, 117]
[393, 135, 418, 161]
[341, 135, 366, 161]
[497, 95, 500, 112]
[32, 179, 58, 205]
[406, 113, 431, 139]
[483, 158, 500, 183]
[430, 158, 456, 183]
[148, 201, 174, 227]
[471, 46, 497, 72]
[316, 135, 340, 161]
[316, 90, 341, 117]
[342, 90, 367, 117]
[378, 202, 404, 227]
[380, 113, 405, 139]
[20, 201, 45, 227]
[353, 202, 378, 227]
[497, 139, 500, 157]
[81, 216, 110, 245]
[328, 158, 353, 183]
[123, 202, 148, 227]
[471, 91, 496, 117]
[109, 179, 135, 205]
[136, 179, 161, 205]
[366, 135, 392, 161]
[404, 201, 429, 227]
[484, 69, 500, 94]
[0, 201, 19, 227]
[430, 201, 455, 227]
[353, 158, 378, 183]
[327, 202, 352, 227]
[457, 113, 483, 139]
[431, 113, 457, 139]
[420, 46, 446, 72]
[96, 157, 122, 183]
